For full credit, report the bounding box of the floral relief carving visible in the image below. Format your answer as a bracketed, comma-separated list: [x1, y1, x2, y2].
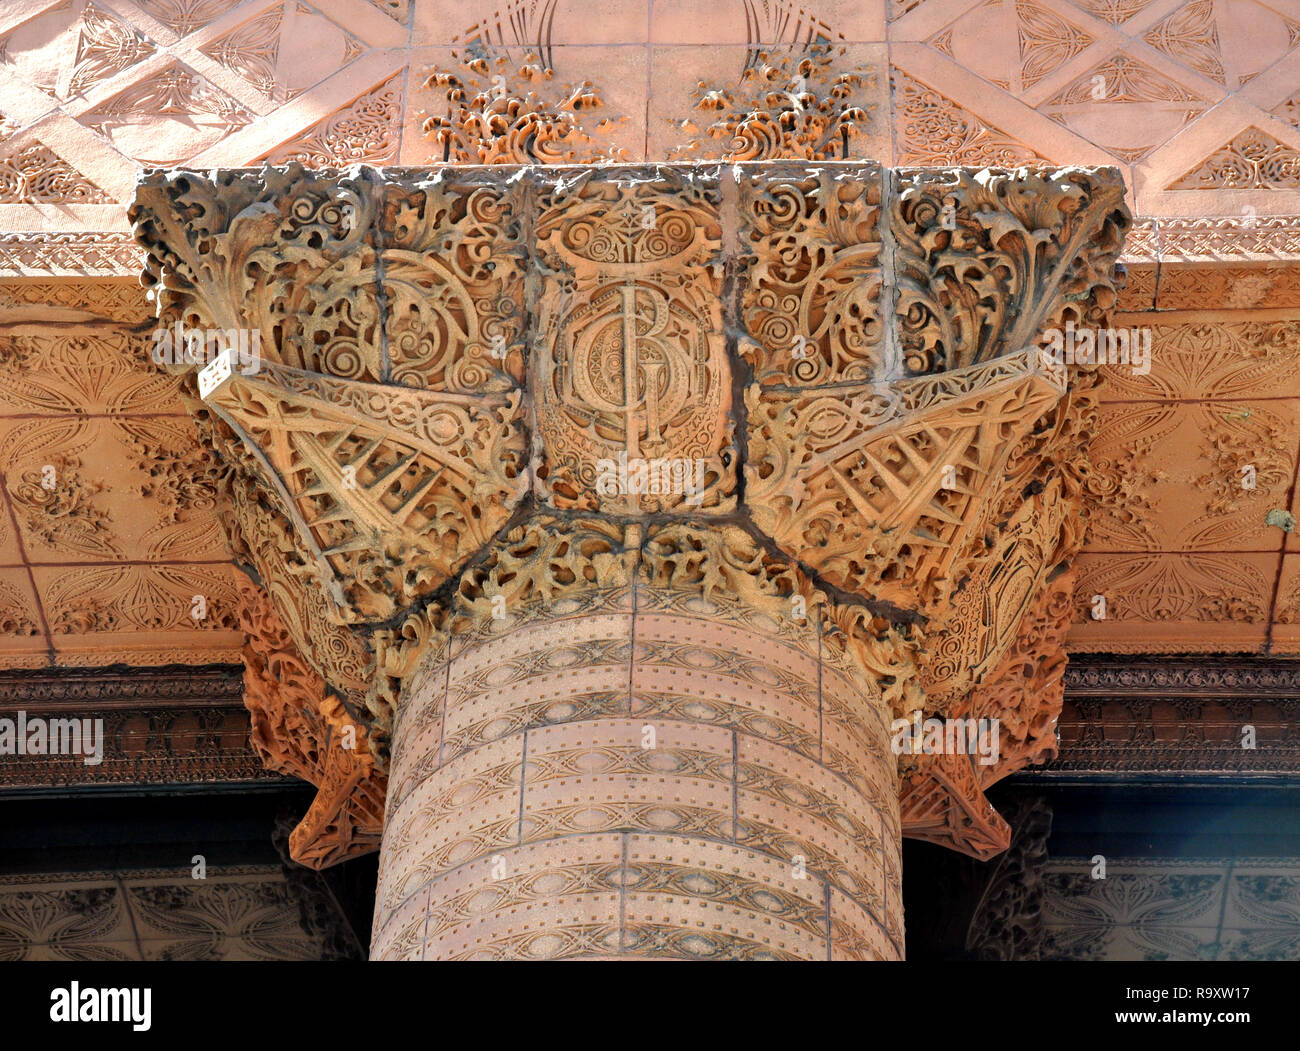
[739, 163, 883, 385]
[0, 579, 39, 636]
[1170, 128, 1300, 190]
[424, 53, 625, 165]
[131, 161, 1130, 875]
[9, 452, 117, 560]
[668, 45, 874, 162]
[265, 77, 402, 167]
[894, 68, 1047, 167]
[0, 143, 113, 203]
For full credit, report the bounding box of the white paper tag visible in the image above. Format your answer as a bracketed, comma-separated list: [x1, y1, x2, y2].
[197, 347, 234, 400]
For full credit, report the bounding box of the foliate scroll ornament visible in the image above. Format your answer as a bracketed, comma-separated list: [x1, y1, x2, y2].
[670, 47, 874, 162]
[737, 162, 884, 386]
[893, 167, 1129, 376]
[129, 165, 530, 625]
[424, 53, 626, 165]
[238, 578, 385, 869]
[532, 169, 735, 513]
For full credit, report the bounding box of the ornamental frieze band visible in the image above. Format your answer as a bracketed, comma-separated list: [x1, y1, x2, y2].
[130, 161, 1128, 960]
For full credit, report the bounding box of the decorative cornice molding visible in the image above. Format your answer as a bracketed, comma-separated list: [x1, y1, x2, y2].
[0, 233, 144, 276]
[1041, 653, 1300, 777]
[1119, 216, 1300, 264]
[0, 664, 282, 789]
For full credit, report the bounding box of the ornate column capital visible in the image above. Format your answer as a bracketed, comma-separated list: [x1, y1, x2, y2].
[131, 161, 1128, 867]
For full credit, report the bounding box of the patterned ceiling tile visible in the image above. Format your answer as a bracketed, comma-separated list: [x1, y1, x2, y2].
[364, 0, 409, 26]
[0, 137, 113, 201]
[1153, 264, 1300, 308]
[892, 65, 1049, 163]
[1039, 859, 1230, 961]
[0, 326, 180, 413]
[34, 561, 244, 664]
[1040, 50, 1213, 162]
[1116, 260, 1157, 308]
[418, 0, 648, 48]
[1143, 0, 1300, 91]
[1168, 125, 1300, 188]
[926, 0, 1095, 94]
[891, 0, 940, 21]
[77, 59, 254, 165]
[126, 875, 321, 959]
[1268, 553, 1300, 651]
[259, 70, 403, 165]
[1098, 315, 1300, 398]
[1067, 0, 1158, 25]
[0, 0, 156, 101]
[1275, 86, 1300, 130]
[0, 567, 44, 650]
[133, 0, 249, 38]
[0, 868, 336, 961]
[1083, 398, 1300, 552]
[0, 415, 226, 564]
[0, 279, 150, 321]
[1067, 551, 1275, 651]
[0, 879, 137, 960]
[200, 1, 366, 104]
[653, 0, 882, 44]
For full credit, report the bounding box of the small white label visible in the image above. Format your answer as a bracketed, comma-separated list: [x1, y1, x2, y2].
[197, 347, 234, 400]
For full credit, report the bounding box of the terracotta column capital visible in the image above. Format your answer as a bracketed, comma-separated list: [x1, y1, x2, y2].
[131, 161, 1128, 869]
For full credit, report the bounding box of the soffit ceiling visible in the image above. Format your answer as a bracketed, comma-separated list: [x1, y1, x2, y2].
[0, 0, 1299, 668]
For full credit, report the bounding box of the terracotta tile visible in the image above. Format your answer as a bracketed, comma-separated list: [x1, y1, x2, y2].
[32, 562, 245, 666]
[736, 784, 884, 914]
[0, 566, 45, 661]
[0, 326, 183, 415]
[651, 0, 884, 44]
[1267, 554, 1300, 653]
[0, 415, 227, 564]
[371, 882, 431, 960]
[1083, 399, 1300, 553]
[1153, 264, 1300, 310]
[1067, 551, 1276, 652]
[414, 0, 651, 47]
[421, 835, 623, 958]
[829, 885, 896, 960]
[1101, 313, 1300, 400]
[648, 43, 889, 164]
